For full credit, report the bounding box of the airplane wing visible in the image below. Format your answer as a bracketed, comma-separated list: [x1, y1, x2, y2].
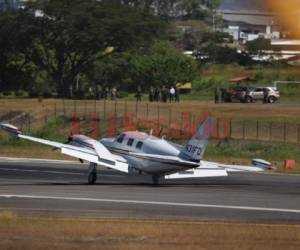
[200, 159, 273, 172]
[165, 159, 272, 180]
[0, 124, 128, 173]
[130, 152, 272, 180]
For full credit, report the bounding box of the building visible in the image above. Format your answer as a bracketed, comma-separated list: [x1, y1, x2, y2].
[218, 0, 281, 43]
[0, 0, 19, 11]
[0, 0, 27, 11]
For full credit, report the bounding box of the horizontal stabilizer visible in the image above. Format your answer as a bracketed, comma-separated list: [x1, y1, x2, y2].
[0, 124, 21, 136]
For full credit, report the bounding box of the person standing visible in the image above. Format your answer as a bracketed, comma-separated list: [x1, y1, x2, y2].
[104, 87, 109, 100]
[111, 86, 117, 100]
[175, 86, 180, 102]
[149, 86, 154, 102]
[169, 86, 175, 102]
[136, 85, 142, 102]
[263, 88, 269, 104]
[162, 86, 168, 102]
[214, 88, 219, 104]
[96, 84, 103, 100]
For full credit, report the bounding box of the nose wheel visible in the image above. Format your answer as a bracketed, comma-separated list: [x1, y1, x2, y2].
[88, 163, 97, 185]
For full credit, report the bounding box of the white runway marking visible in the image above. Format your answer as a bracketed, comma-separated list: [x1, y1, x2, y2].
[0, 167, 84, 176]
[0, 157, 78, 164]
[0, 167, 124, 178]
[1, 194, 300, 214]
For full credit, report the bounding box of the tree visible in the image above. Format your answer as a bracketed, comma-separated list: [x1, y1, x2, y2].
[201, 43, 237, 64]
[115, 0, 221, 20]
[0, 11, 37, 91]
[246, 38, 273, 58]
[127, 41, 198, 89]
[25, 0, 166, 97]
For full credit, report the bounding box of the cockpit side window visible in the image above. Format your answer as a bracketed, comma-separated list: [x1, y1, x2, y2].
[127, 138, 134, 146]
[136, 141, 143, 149]
[117, 134, 125, 143]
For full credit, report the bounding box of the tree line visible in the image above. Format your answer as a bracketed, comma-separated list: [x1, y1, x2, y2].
[1, 0, 272, 99]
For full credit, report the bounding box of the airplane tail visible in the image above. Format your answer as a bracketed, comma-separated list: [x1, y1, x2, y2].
[179, 116, 215, 162]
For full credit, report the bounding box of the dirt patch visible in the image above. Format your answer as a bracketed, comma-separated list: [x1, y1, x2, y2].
[0, 213, 299, 250]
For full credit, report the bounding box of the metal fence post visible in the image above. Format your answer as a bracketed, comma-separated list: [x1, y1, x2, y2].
[298, 124, 300, 144]
[284, 122, 287, 142]
[157, 104, 160, 128]
[269, 122, 272, 141]
[229, 119, 232, 139]
[74, 100, 77, 113]
[135, 101, 138, 119]
[169, 108, 172, 129]
[28, 114, 31, 133]
[146, 103, 149, 122]
[256, 120, 259, 140]
[63, 99, 66, 115]
[243, 120, 246, 139]
[216, 118, 220, 139]
[103, 99, 106, 119]
[54, 103, 57, 119]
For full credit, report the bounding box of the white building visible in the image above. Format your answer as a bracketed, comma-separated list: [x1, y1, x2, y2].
[219, 10, 281, 43]
[218, 0, 281, 43]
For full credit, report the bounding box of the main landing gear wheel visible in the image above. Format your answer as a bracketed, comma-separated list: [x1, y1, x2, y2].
[88, 163, 97, 185]
[88, 172, 97, 184]
[152, 175, 160, 186]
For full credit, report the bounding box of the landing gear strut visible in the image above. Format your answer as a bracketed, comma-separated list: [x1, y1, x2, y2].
[88, 163, 97, 185]
[152, 175, 160, 186]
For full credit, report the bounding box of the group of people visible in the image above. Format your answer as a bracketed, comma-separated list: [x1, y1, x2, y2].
[95, 85, 117, 100]
[147, 85, 180, 103]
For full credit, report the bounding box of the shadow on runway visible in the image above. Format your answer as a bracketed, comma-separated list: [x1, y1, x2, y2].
[0, 180, 252, 188]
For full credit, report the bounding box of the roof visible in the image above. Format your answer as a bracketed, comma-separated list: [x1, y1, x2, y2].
[176, 82, 192, 89]
[219, 0, 270, 12]
[230, 76, 256, 82]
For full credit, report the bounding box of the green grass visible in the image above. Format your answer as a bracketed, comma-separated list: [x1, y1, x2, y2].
[206, 139, 300, 164]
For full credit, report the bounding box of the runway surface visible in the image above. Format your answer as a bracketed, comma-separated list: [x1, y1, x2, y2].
[1, 158, 300, 223]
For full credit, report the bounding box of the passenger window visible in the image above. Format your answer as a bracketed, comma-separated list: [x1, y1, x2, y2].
[117, 134, 125, 143]
[136, 141, 143, 149]
[127, 138, 134, 146]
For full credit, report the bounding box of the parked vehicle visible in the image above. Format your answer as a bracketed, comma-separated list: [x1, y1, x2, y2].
[223, 86, 280, 103]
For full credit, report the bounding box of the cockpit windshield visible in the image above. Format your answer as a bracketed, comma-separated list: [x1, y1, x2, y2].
[116, 134, 125, 143]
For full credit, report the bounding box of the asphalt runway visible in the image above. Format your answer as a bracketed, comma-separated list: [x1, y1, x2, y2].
[1, 158, 300, 223]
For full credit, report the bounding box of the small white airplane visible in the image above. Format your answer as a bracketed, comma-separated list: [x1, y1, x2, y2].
[0, 117, 272, 185]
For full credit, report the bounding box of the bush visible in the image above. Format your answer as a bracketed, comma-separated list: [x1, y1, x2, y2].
[15, 90, 28, 97]
[43, 91, 53, 98]
[1, 91, 14, 97]
[117, 91, 129, 99]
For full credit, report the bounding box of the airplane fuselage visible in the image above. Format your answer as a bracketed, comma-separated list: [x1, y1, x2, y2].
[99, 132, 188, 174]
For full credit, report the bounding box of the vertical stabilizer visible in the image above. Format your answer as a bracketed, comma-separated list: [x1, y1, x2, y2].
[179, 117, 214, 162]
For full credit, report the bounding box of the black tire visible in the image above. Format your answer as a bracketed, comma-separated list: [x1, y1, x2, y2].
[244, 96, 252, 103]
[88, 172, 97, 185]
[152, 175, 160, 186]
[268, 96, 276, 104]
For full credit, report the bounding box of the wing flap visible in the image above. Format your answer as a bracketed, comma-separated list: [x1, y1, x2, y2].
[20, 135, 64, 149]
[61, 147, 128, 173]
[165, 168, 228, 179]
